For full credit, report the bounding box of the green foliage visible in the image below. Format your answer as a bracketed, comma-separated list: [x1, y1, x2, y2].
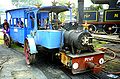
[11, 43, 23, 53]
[90, 4, 103, 11]
[59, 12, 66, 22]
[0, 35, 3, 45]
[58, 1, 77, 22]
[0, 11, 4, 14]
[93, 39, 107, 49]
[12, 0, 42, 8]
[52, 0, 58, 6]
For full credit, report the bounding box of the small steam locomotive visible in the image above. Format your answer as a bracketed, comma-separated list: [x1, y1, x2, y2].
[4, 5, 104, 74]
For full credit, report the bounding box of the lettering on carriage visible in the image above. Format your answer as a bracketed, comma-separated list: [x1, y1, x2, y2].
[84, 13, 91, 18]
[85, 57, 94, 61]
[14, 28, 18, 32]
[114, 14, 119, 18]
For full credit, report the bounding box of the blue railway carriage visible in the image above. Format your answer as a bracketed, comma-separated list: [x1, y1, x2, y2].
[5, 6, 70, 64]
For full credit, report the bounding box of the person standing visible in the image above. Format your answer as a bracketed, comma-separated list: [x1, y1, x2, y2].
[3, 19, 9, 34]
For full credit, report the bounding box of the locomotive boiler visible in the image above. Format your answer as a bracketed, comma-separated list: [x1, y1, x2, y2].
[64, 30, 94, 54]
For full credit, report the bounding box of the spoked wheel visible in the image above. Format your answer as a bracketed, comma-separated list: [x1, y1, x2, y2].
[3, 34, 11, 48]
[103, 24, 117, 34]
[24, 39, 36, 65]
[88, 24, 97, 33]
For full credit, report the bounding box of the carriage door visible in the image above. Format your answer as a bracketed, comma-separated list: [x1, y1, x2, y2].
[27, 12, 35, 34]
[40, 12, 49, 28]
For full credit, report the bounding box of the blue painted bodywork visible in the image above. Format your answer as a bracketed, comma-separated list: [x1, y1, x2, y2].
[27, 35, 38, 54]
[6, 6, 70, 53]
[10, 27, 25, 44]
[6, 8, 28, 44]
[34, 30, 62, 49]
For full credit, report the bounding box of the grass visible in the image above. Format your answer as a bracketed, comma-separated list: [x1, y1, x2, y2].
[11, 43, 24, 53]
[93, 39, 108, 49]
[104, 56, 120, 72]
[0, 35, 3, 45]
[93, 39, 120, 75]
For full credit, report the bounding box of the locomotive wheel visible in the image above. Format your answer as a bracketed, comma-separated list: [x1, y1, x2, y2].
[88, 24, 96, 33]
[103, 24, 117, 34]
[24, 39, 36, 65]
[3, 34, 11, 48]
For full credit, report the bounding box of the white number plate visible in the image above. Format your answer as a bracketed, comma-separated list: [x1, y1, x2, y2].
[14, 28, 18, 32]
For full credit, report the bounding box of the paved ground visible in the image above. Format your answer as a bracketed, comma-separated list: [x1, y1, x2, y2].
[0, 45, 47, 79]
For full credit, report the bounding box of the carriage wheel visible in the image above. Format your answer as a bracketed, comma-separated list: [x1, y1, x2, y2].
[103, 24, 117, 34]
[4, 34, 11, 48]
[24, 39, 36, 65]
[88, 24, 96, 33]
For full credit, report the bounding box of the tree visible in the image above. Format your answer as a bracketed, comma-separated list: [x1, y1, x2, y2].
[0, 11, 4, 14]
[58, 1, 78, 22]
[52, 0, 58, 6]
[12, 0, 42, 8]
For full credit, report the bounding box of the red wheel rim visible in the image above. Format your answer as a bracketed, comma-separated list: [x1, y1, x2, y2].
[24, 40, 30, 64]
[4, 34, 10, 47]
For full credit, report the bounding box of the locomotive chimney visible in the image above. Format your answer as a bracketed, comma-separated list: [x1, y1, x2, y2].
[91, 0, 118, 9]
[78, 0, 84, 25]
[109, 0, 118, 9]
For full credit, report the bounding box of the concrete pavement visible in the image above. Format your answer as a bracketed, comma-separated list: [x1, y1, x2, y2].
[0, 45, 47, 79]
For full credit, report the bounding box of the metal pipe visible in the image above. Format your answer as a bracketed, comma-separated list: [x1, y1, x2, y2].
[78, 0, 84, 25]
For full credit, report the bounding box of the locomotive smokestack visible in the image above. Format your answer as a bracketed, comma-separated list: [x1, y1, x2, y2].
[78, 0, 84, 25]
[109, 0, 118, 9]
[91, 0, 118, 9]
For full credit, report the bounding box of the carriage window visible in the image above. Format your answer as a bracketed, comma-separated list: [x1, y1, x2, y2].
[15, 18, 24, 28]
[30, 14, 35, 29]
[21, 18, 24, 28]
[14, 19, 17, 27]
[25, 19, 27, 27]
[7, 12, 11, 25]
[9, 18, 12, 26]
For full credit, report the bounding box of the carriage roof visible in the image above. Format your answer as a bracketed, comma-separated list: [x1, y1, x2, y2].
[39, 6, 69, 14]
[5, 8, 29, 13]
[5, 6, 69, 18]
[6, 6, 69, 13]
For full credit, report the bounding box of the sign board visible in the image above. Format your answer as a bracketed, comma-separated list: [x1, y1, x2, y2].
[104, 10, 120, 22]
[84, 11, 99, 22]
